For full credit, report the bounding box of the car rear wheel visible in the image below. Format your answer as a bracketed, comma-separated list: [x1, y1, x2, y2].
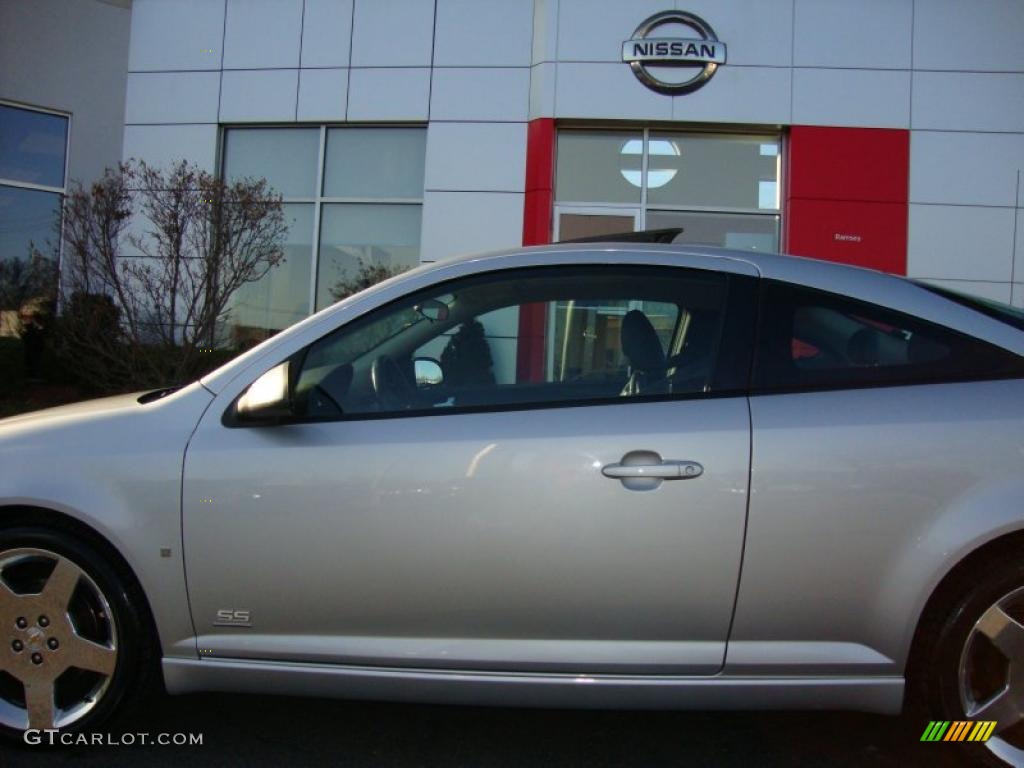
[0, 527, 150, 740]
[917, 553, 1024, 767]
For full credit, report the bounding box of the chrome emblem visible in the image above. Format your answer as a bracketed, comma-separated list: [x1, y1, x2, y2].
[622, 11, 726, 95]
[213, 608, 252, 627]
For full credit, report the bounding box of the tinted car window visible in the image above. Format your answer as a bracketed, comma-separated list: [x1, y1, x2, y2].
[293, 266, 734, 419]
[753, 280, 1024, 392]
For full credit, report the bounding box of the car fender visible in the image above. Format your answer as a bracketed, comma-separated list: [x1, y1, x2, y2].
[875, 472, 1024, 670]
[0, 383, 214, 656]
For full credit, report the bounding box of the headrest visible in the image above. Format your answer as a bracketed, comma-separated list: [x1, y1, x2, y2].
[621, 310, 665, 372]
[847, 328, 880, 366]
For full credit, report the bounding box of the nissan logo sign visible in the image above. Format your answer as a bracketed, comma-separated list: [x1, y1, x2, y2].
[622, 11, 726, 95]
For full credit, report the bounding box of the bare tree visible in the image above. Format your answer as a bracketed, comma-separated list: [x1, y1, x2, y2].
[57, 160, 287, 391]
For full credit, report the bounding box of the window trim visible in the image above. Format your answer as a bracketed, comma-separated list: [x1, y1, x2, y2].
[749, 279, 1024, 397]
[223, 264, 754, 428]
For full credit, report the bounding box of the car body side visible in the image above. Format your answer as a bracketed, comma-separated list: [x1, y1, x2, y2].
[0, 245, 1021, 714]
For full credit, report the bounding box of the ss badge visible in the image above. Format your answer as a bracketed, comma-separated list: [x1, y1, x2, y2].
[214, 608, 252, 627]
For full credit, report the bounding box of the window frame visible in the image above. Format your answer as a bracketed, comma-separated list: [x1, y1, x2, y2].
[219, 124, 426, 318]
[750, 279, 1024, 396]
[0, 100, 71, 272]
[225, 264, 758, 427]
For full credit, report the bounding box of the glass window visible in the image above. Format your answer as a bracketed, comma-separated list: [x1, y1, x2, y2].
[554, 129, 781, 252]
[753, 281, 1024, 392]
[323, 128, 425, 199]
[315, 204, 422, 311]
[646, 134, 779, 210]
[646, 210, 779, 251]
[221, 126, 426, 343]
[226, 204, 315, 345]
[0, 104, 68, 188]
[0, 104, 68, 272]
[0, 186, 62, 263]
[223, 128, 319, 198]
[555, 131, 642, 204]
[291, 266, 730, 420]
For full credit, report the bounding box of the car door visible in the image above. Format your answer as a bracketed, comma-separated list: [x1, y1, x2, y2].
[182, 262, 757, 675]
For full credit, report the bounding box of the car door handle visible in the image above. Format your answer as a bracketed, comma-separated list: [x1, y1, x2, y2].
[601, 460, 703, 480]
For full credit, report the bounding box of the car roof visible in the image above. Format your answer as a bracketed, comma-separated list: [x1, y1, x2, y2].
[201, 243, 1024, 394]
[436, 242, 900, 292]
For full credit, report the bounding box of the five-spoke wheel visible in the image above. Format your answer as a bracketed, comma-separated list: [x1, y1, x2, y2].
[959, 585, 1024, 766]
[0, 526, 149, 741]
[916, 551, 1024, 768]
[0, 548, 118, 731]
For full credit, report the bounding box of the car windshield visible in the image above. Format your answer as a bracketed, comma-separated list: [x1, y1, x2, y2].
[914, 281, 1024, 332]
[302, 294, 456, 371]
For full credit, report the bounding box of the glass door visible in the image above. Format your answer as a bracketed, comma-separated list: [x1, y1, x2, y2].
[554, 129, 782, 252]
[554, 206, 640, 242]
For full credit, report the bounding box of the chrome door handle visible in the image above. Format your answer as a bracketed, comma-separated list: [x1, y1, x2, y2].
[601, 460, 703, 480]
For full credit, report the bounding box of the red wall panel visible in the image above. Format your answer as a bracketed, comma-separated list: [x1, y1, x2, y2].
[518, 118, 556, 381]
[787, 126, 909, 203]
[785, 126, 909, 274]
[786, 198, 908, 274]
[522, 118, 555, 246]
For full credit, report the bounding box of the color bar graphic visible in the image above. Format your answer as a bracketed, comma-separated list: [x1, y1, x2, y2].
[921, 720, 996, 742]
[921, 721, 950, 741]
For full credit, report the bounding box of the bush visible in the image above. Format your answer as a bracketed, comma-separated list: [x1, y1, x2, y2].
[0, 338, 25, 394]
[52, 293, 126, 392]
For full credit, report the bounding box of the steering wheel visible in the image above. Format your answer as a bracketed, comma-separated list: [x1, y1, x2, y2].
[370, 355, 417, 411]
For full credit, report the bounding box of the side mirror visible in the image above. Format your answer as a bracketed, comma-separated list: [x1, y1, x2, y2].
[413, 357, 443, 387]
[236, 361, 293, 422]
[415, 299, 449, 323]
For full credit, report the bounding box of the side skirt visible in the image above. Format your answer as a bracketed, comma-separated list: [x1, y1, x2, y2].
[163, 657, 904, 715]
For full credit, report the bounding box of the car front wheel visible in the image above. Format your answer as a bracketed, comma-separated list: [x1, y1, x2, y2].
[0, 527, 150, 740]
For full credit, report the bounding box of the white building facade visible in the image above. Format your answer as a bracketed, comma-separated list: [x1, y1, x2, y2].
[0, 0, 131, 286]
[119, 0, 1024, 342]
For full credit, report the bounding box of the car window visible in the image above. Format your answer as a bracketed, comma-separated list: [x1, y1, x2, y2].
[292, 266, 731, 419]
[753, 280, 1024, 392]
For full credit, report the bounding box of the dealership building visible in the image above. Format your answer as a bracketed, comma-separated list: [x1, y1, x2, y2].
[2, 0, 1024, 344]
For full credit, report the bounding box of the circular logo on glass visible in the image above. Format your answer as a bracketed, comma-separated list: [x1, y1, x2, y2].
[622, 11, 727, 95]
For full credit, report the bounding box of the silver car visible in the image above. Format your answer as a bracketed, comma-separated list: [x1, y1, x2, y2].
[2, 245, 1023, 765]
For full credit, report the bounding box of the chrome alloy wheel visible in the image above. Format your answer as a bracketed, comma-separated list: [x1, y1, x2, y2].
[0, 548, 117, 731]
[960, 585, 1024, 765]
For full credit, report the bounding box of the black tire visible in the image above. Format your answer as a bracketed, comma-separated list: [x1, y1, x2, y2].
[912, 551, 1024, 768]
[0, 525, 155, 743]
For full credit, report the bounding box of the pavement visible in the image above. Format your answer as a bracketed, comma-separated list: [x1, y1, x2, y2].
[2, 690, 972, 767]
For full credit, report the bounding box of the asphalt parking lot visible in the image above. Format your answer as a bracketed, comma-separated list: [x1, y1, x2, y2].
[3, 690, 969, 767]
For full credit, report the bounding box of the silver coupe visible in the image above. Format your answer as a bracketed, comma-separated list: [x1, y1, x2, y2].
[2, 244, 1023, 765]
